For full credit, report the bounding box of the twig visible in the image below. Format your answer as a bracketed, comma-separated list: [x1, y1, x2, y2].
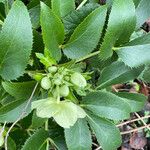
[120, 124, 150, 135]
[76, 0, 88, 10]
[4, 82, 39, 150]
[134, 112, 150, 131]
[117, 115, 150, 127]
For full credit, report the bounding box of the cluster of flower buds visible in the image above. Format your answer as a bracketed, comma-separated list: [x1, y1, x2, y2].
[32, 65, 89, 100]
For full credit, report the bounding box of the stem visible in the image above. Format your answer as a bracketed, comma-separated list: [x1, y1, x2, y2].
[76, 0, 88, 10]
[76, 51, 100, 63]
[45, 120, 49, 150]
[56, 86, 60, 103]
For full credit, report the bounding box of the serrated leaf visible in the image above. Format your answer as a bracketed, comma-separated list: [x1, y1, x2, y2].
[31, 111, 47, 129]
[87, 113, 121, 150]
[8, 137, 16, 150]
[63, 3, 99, 37]
[21, 128, 49, 150]
[0, 99, 31, 123]
[29, 5, 40, 29]
[32, 98, 86, 128]
[51, 0, 75, 18]
[115, 92, 146, 112]
[2, 81, 37, 99]
[133, 0, 141, 8]
[40, 2, 65, 61]
[136, 0, 150, 29]
[0, 1, 33, 80]
[116, 44, 150, 67]
[97, 61, 144, 89]
[63, 6, 107, 59]
[142, 66, 150, 82]
[65, 118, 92, 150]
[82, 91, 131, 121]
[99, 0, 136, 59]
[127, 32, 150, 46]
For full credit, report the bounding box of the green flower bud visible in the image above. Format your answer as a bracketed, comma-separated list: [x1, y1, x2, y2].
[41, 77, 51, 90]
[54, 78, 62, 85]
[59, 85, 69, 97]
[71, 72, 87, 88]
[48, 66, 57, 73]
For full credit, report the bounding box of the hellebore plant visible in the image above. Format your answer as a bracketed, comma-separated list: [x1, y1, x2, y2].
[0, 0, 150, 150]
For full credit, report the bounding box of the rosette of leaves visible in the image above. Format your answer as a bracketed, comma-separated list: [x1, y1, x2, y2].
[0, 0, 149, 150]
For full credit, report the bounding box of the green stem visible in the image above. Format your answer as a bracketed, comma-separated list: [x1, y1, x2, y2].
[56, 86, 60, 103]
[45, 120, 49, 150]
[76, 0, 88, 10]
[76, 51, 100, 63]
[75, 47, 119, 63]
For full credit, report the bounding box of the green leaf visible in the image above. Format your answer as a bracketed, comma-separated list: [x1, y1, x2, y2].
[0, 1, 33, 80]
[63, 3, 99, 38]
[51, 0, 75, 18]
[2, 81, 37, 99]
[40, 2, 65, 61]
[82, 91, 131, 121]
[142, 66, 150, 82]
[127, 32, 150, 46]
[63, 6, 107, 59]
[136, 0, 150, 29]
[116, 44, 150, 67]
[0, 99, 31, 123]
[115, 92, 146, 112]
[8, 137, 16, 150]
[65, 119, 92, 150]
[32, 98, 86, 128]
[21, 128, 49, 150]
[31, 111, 47, 129]
[97, 61, 144, 89]
[133, 0, 141, 8]
[87, 113, 121, 150]
[99, 0, 136, 59]
[29, 5, 40, 29]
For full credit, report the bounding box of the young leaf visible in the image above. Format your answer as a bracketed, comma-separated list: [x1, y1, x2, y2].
[63, 6, 107, 59]
[87, 113, 121, 150]
[99, 0, 136, 59]
[51, 0, 75, 18]
[0, 1, 33, 80]
[21, 128, 49, 150]
[136, 0, 150, 29]
[2, 81, 37, 99]
[82, 91, 131, 121]
[65, 119, 92, 150]
[40, 2, 65, 61]
[115, 92, 146, 112]
[97, 61, 144, 89]
[116, 44, 150, 67]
